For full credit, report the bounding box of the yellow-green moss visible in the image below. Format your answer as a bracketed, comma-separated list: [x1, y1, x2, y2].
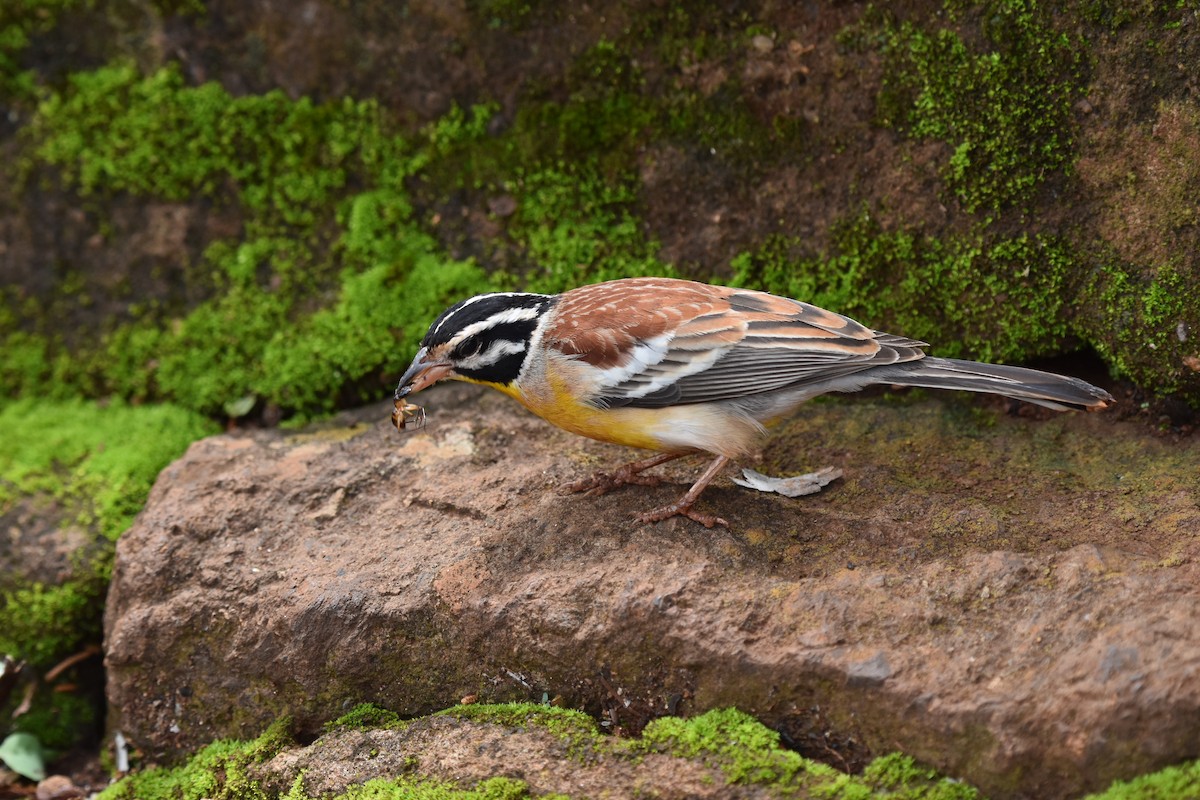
[437, 702, 602, 760]
[0, 398, 217, 544]
[730, 215, 1078, 364]
[872, 0, 1087, 212]
[324, 703, 403, 733]
[301, 776, 559, 800]
[99, 718, 293, 800]
[7, 62, 501, 418]
[0, 398, 215, 749]
[640, 708, 979, 798]
[1077, 259, 1197, 397]
[1083, 758, 1200, 800]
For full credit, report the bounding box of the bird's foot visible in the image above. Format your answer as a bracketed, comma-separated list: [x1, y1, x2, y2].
[558, 452, 688, 497]
[560, 465, 662, 497]
[636, 499, 728, 529]
[635, 454, 732, 528]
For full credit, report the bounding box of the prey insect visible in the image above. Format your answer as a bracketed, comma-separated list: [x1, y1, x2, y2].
[392, 397, 427, 431]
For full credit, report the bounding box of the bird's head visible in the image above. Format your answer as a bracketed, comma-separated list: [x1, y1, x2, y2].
[395, 291, 555, 400]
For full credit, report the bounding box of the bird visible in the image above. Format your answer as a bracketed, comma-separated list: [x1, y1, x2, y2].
[394, 277, 1113, 527]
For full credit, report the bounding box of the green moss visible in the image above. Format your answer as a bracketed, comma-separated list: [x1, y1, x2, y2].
[7, 62, 504, 418]
[0, 581, 99, 665]
[639, 708, 979, 798]
[256, 238, 487, 419]
[0, 0, 90, 100]
[509, 165, 675, 294]
[0, 399, 214, 750]
[6, 690, 96, 752]
[99, 718, 293, 800]
[1083, 758, 1200, 799]
[1078, 261, 1197, 395]
[105, 704, 991, 798]
[558, 39, 656, 163]
[331, 776, 551, 800]
[438, 703, 601, 746]
[641, 708, 836, 786]
[873, 0, 1087, 211]
[410, 43, 672, 291]
[860, 753, 983, 800]
[100, 710, 556, 800]
[731, 214, 1080, 364]
[152, 283, 289, 417]
[0, 398, 217, 544]
[324, 704, 403, 732]
[28, 62, 402, 225]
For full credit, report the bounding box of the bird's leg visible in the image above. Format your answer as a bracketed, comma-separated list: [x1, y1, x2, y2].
[637, 455, 730, 528]
[559, 452, 691, 497]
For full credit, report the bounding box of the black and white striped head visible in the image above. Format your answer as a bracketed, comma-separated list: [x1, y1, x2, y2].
[395, 292, 555, 398]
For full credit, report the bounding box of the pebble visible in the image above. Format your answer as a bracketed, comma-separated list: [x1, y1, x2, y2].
[37, 775, 84, 800]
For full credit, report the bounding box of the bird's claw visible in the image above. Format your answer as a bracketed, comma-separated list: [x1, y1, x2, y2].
[636, 502, 728, 529]
[559, 468, 661, 496]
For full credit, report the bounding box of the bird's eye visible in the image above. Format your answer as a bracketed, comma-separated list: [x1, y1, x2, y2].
[452, 339, 482, 360]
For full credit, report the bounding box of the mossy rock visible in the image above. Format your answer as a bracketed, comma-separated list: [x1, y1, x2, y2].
[99, 702, 1200, 799]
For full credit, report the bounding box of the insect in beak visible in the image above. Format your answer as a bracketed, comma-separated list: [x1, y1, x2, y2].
[392, 397, 427, 431]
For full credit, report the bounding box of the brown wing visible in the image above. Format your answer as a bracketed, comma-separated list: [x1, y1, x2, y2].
[547, 277, 926, 407]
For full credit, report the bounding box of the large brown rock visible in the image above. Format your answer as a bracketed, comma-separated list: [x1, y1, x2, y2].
[104, 383, 1200, 799]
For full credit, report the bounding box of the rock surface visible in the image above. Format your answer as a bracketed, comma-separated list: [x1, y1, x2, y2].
[105, 383, 1200, 799]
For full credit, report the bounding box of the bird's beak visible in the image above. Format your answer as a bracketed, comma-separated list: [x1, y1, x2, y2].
[395, 347, 454, 399]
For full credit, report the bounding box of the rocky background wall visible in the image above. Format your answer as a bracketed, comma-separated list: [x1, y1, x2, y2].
[1, 1, 1199, 799]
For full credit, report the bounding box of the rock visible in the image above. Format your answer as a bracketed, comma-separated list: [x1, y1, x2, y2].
[105, 384, 1200, 799]
[750, 34, 775, 54]
[36, 775, 83, 800]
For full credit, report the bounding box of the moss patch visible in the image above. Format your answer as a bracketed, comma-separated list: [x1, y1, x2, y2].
[730, 215, 1078, 364]
[640, 708, 980, 798]
[6, 62, 500, 419]
[873, 0, 1087, 212]
[1083, 758, 1200, 800]
[0, 398, 216, 545]
[1077, 260, 1197, 397]
[306, 776, 561, 800]
[324, 703, 404, 732]
[0, 398, 214, 748]
[438, 702, 602, 758]
[99, 718, 293, 800]
[113, 704, 993, 798]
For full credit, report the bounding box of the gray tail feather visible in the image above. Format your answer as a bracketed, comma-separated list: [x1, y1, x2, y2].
[875, 357, 1113, 412]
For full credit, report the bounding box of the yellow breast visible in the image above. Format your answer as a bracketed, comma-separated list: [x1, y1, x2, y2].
[476, 359, 764, 459]
[494, 375, 669, 451]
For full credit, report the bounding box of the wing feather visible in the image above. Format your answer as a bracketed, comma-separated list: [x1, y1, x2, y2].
[545, 278, 928, 409]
